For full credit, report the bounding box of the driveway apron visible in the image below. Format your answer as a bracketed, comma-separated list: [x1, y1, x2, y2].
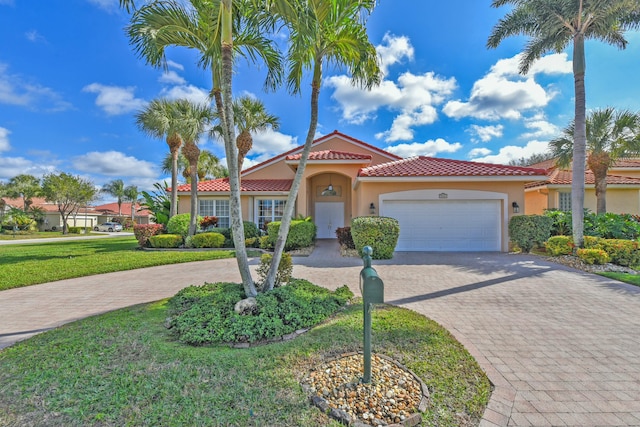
[1, 240, 640, 426]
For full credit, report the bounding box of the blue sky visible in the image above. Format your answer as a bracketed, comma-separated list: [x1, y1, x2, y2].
[2, 0, 640, 200]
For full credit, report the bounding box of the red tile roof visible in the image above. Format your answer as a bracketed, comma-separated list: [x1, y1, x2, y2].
[286, 150, 372, 161]
[526, 169, 640, 188]
[178, 178, 293, 192]
[359, 156, 547, 178]
[93, 202, 151, 217]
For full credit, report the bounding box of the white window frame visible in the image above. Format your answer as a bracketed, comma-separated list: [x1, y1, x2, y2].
[256, 198, 286, 230]
[198, 198, 230, 228]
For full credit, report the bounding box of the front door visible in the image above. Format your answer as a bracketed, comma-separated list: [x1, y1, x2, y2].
[315, 202, 344, 239]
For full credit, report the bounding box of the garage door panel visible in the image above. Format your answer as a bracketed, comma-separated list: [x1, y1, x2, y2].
[383, 199, 500, 252]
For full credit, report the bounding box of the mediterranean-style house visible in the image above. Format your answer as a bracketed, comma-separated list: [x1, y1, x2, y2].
[177, 131, 548, 252]
[525, 158, 640, 215]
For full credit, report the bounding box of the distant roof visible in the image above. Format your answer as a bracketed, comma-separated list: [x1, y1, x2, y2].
[93, 202, 151, 217]
[178, 178, 293, 193]
[359, 156, 547, 178]
[526, 169, 640, 189]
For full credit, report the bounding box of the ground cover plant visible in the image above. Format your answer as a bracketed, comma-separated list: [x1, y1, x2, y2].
[0, 237, 234, 291]
[0, 299, 491, 427]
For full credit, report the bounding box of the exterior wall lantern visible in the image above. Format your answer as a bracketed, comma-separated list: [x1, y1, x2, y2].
[369, 202, 376, 215]
[512, 201, 520, 213]
[321, 174, 337, 196]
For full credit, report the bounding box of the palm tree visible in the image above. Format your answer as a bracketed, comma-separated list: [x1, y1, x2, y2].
[173, 99, 215, 236]
[488, 0, 640, 248]
[124, 185, 139, 222]
[260, 0, 381, 292]
[127, 0, 283, 296]
[101, 179, 126, 216]
[135, 99, 184, 218]
[549, 108, 640, 214]
[161, 150, 228, 182]
[5, 174, 41, 211]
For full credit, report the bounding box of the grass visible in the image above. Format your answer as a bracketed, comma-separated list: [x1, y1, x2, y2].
[598, 271, 640, 287]
[0, 300, 491, 427]
[0, 231, 101, 240]
[0, 237, 235, 291]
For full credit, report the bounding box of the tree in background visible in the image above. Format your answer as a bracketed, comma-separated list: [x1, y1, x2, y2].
[161, 150, 228, 183]
[5, 174, 41, 211]
[124, 184, 140, 222]
[41, 172, 96, 234]
[488, 0, 640, 248]
[139, 182, 171, 226]
[508, 152, 555, 167]
[231, 95, 279, 172]
[549, 108, 640, 214]
[101, 179, 126, 216]
[136, 99, 185, 219]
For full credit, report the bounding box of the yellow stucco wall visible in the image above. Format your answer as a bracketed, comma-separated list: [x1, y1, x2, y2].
[524, 187, 640, 215]
[524, 189, 549, 214]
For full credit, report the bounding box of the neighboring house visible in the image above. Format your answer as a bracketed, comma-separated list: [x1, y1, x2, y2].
[525, 159, 640, 215]
[0, 198, 151, 230]
[177, 131, 547, 252]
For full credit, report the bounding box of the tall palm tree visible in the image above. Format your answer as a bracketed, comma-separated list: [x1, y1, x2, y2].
[173, 99, 215, 236]
[488, 0, 640, 248]
[135, 99, 185, 218]
[124, 185, 140, 222]
[101, 179, 126, 216]
[260, 0, 381, 292]
[127, 0, 283, 296]
[161, 150, 228, 182]
[549, 108, 640, 214]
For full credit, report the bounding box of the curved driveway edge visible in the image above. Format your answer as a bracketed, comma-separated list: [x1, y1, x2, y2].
[1, 240, 640, 426]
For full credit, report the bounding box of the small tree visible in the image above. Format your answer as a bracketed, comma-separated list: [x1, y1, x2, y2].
[41, 172, 97, 234]
[5, 174, 42, 211]
[102, 179, 126, 216]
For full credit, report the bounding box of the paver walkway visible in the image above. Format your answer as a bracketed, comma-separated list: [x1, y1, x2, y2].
[1, 239, 639, 426]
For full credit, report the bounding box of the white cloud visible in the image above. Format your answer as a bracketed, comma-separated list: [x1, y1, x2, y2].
[385, 138, 462, 157]
[25, 30, 46, 43]
[521, 116, 560, 139]
[0, 156, 55, 180]
[469, 139, 550, 164]
[0, 63, 72, 111]
[469, 124, 504, 143]
[249, 128, 298, 156]
[468, 148, 492, 158]
[0, 127, 10, 152]
[159, 70, 186, 85]
[72, 151, 157, 177]
[166, 60, 184, 71]
[159, 84, 210, 105]
[83, 83, 147, 115]
[443, 53, 572, 121]
[376, 33, 414, 75]
[87, 0, 118, 13]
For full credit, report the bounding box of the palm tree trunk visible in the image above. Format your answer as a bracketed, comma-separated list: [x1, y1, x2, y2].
[572, 34, 587, 248]
[183, 142, 201, 236]
[221, 0, 256, 297]
[588, 152, 610, 214]
[170, 146, 180, 218]
[264, 61, 322, 292]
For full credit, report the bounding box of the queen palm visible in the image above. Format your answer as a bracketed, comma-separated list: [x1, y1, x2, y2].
[259, 0, 381, 292]
[136, 99, 185, 218]
[161, 149, 228, 182]
[5, 174, 41, 211]
[488, 0, 640, 248]
[124, 185, 139, 222]
[549, 108, 640, 214]
[101, 179, 126, 216]
[174, 99, 215, 236]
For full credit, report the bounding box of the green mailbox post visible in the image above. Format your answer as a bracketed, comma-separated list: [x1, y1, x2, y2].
[359, 246, 384, 383]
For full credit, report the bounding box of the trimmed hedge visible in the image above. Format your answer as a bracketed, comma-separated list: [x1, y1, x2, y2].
[577, 248, 609, 265]
[351, 216, 399, 260]
[509, 215, 553, 253]
[264, 220, 316, 251]
[595, 239, 640, 267]
[149, 234, 183, 248]
[167, 213, 202, 238]
[544, 236, 573, 256]
[133, 224, 165, 248]
[190, 232, 225, 248]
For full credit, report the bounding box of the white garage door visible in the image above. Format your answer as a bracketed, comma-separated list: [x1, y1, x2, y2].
[382, 199, 501, 251]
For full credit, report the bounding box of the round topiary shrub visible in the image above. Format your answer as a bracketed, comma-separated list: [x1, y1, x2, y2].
[149, 234, 183, 248]
[351, 216, 399, 260]
[190, 232, 225, 248]
[167, 213, 202, 238]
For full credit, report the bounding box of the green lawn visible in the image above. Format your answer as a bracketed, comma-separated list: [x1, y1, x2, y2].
[0, 301, 490, 427]
[598, 271, 640, 286]
[0, 231, 103, 240]
[0, 237, 235, 291]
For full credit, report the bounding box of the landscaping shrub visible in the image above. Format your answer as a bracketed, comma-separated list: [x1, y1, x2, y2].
[584, 212, 640, 240]
[509, 215, 553, 253]
[167, 213, 202, 238]
[190, 232, 225, 248]
[149, 234, 183, 248]
[544, 236, 574, 256]
[265, 220, 316, 251]
[350, 216, 399, 259]
[133, 224, 164, 248]
[245, 237, 260, 248]
[199, 216, 218, 229]
[543, 209, 572, 236]
[595, 239, 640, 267]
[576, 248, 609, 265]
[68, 226, 82, 234]
[336, 226, 355, 249]
[256, 252, 293, 290]
[583, 235, 601, 248]
[167, 280, 354, 345]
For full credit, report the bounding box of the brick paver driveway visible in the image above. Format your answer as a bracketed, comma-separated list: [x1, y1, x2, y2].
[1, 240, 639, 426]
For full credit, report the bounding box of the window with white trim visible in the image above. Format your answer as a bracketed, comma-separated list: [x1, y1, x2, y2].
[198, 199, 230, 228]
[257, 199, 285, 230]
[559, 192, 571, 211]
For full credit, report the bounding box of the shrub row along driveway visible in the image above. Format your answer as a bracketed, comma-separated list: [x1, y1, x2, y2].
[1, 240, 639, 426]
